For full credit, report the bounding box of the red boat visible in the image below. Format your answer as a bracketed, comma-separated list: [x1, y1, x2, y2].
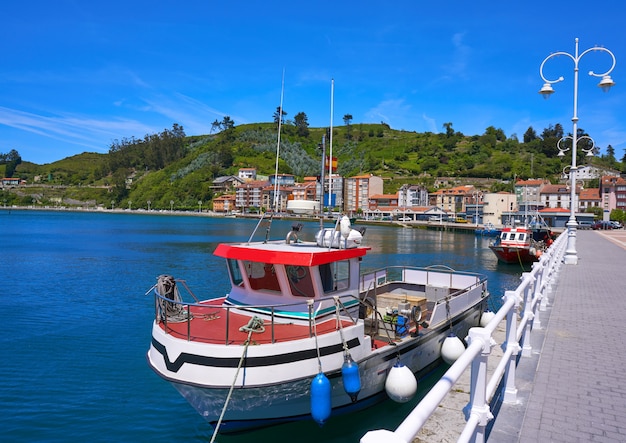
[489, 225, 552, 264]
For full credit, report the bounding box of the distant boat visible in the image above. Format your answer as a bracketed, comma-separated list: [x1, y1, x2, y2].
[489, 223, 553, 264]
[286, 199, 320, 215]
[475, 223, 499, 237]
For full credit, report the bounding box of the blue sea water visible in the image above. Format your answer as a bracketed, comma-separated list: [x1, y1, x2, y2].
[0, 210, 523, 442]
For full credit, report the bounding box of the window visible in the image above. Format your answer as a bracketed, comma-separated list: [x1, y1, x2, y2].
[286, 265, 315, 297]
[227, 258, 243, 286]
[319, 261, 351, 293]
[244, 261, 281, 293]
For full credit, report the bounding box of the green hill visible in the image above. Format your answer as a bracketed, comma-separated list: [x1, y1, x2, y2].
[3, 121, 623, 210]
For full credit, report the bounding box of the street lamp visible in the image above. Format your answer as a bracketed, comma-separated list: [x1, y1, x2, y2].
[539, 38, 616, 265]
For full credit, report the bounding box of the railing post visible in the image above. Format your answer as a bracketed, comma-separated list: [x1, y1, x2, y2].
[532, 265, 543, 330]
[520, 273, 535, 357]
[541, 245, 560, 311]
[466, 327, 494, 443]
[503, 290, 521, 404]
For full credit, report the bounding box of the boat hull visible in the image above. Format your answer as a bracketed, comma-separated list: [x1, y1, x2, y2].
[489, 245, 538, 264]
[147, 299, 486, 433]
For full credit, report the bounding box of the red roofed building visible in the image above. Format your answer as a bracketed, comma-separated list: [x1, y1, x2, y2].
[578, 188, 601, 211]
[368, 194, 399, 210]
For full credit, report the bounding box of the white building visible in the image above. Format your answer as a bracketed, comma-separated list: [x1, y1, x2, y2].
[482, 192, 517, 226]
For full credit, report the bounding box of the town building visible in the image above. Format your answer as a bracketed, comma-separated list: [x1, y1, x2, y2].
[578, 188, 601, 211]
[238, 168, 257, 181]
[211, 175, 243, 193]
[540, 184, 579, 210]
[429, 185, 477, 218]
[343, 174, 383, 215]
[398, 184, 429, 208]
[235, 180, 267, 212]
[213, 194, 237, 213]
[515, 179, 549, 212]
[560, 165, 620, 181]
[600, 175, 626, 218]
[482, 192, 517, 226]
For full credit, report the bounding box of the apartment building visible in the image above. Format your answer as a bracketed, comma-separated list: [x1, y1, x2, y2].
[343, 174, 383, 214]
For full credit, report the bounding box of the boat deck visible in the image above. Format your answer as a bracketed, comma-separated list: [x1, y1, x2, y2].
[159, 299, 360, 346]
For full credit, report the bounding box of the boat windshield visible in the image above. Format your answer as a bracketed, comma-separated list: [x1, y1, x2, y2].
[319, 261, 350, 294]
[243, 260, 281, 293]
[286, 265, 316, 297]
[227, 258, 243, 286]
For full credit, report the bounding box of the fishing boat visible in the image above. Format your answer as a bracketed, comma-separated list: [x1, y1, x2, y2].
[474, 222, 500, 237]
[146, 216, 489, 434]
[489, 222, 553, 264]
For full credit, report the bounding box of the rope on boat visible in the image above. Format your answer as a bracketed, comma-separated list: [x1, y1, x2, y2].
[309, 299, 323, 373]
[155, 275, 192, 323]
[334, 296, 350, 355]
[211, 316, 265, 442]
[238, 315, 265, 333]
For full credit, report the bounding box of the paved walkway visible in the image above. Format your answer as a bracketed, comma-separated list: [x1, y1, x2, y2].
[489, 230, 626, 442]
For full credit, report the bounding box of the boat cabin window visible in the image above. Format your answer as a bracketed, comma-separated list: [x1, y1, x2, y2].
[320, 260, 350, 294]
[227, 258, 244, 286]
[244, 260, 281, 293]
[286, 265, 315, 297]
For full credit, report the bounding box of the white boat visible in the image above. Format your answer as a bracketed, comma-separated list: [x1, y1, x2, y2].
[146, 216, 489, 434]
[286, 199, 320, 214]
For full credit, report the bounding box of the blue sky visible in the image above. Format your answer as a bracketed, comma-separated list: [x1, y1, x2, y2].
[1, 1, 625, 165]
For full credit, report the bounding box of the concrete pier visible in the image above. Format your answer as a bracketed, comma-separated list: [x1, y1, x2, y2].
[410, 229, 626, 442]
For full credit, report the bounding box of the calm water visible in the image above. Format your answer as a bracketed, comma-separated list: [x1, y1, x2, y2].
[0, 210, 523, 442]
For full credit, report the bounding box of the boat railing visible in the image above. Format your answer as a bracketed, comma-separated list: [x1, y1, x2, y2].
[360, 265, 487, 302]
[150, 287, 363, 345]
[361, 226, 568, 443]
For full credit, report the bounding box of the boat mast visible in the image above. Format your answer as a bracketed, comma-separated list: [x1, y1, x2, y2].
[328, 78, 334, 212]
[273, 69, 285, 212]
[319, 133, 326, 231]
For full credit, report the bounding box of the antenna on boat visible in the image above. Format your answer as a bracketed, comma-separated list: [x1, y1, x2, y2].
[318, 133, 326, 232]
[328, 78, 334, 213]
[273, 69, 285, 213]
[262, 69, 285, 243]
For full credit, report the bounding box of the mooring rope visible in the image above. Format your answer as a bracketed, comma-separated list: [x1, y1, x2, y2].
[210, 316, 265, 442]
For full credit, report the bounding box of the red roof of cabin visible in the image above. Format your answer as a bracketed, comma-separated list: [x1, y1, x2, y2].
[213, 242, 369, 266]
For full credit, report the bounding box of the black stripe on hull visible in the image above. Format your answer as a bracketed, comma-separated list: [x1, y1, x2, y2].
[151, 336, 361, 373]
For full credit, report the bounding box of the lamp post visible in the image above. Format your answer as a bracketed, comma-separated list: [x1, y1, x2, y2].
[556, 135, 596, 229]
[539, 38, 616, 265]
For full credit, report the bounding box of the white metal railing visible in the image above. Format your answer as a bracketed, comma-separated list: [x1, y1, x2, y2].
[361, 230, 567, 443]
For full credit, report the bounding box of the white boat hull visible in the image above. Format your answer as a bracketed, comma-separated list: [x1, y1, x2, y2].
[147, 300, 484, 432]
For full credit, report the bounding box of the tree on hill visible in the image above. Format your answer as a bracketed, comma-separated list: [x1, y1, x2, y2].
[343, 114, 353, 139]
[293, 112, 309, 137]
[108, 124, 187, 173]
[273, 106, 287, 127]
[210, 116, 235, 133]
[0, 149, 22, 177]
